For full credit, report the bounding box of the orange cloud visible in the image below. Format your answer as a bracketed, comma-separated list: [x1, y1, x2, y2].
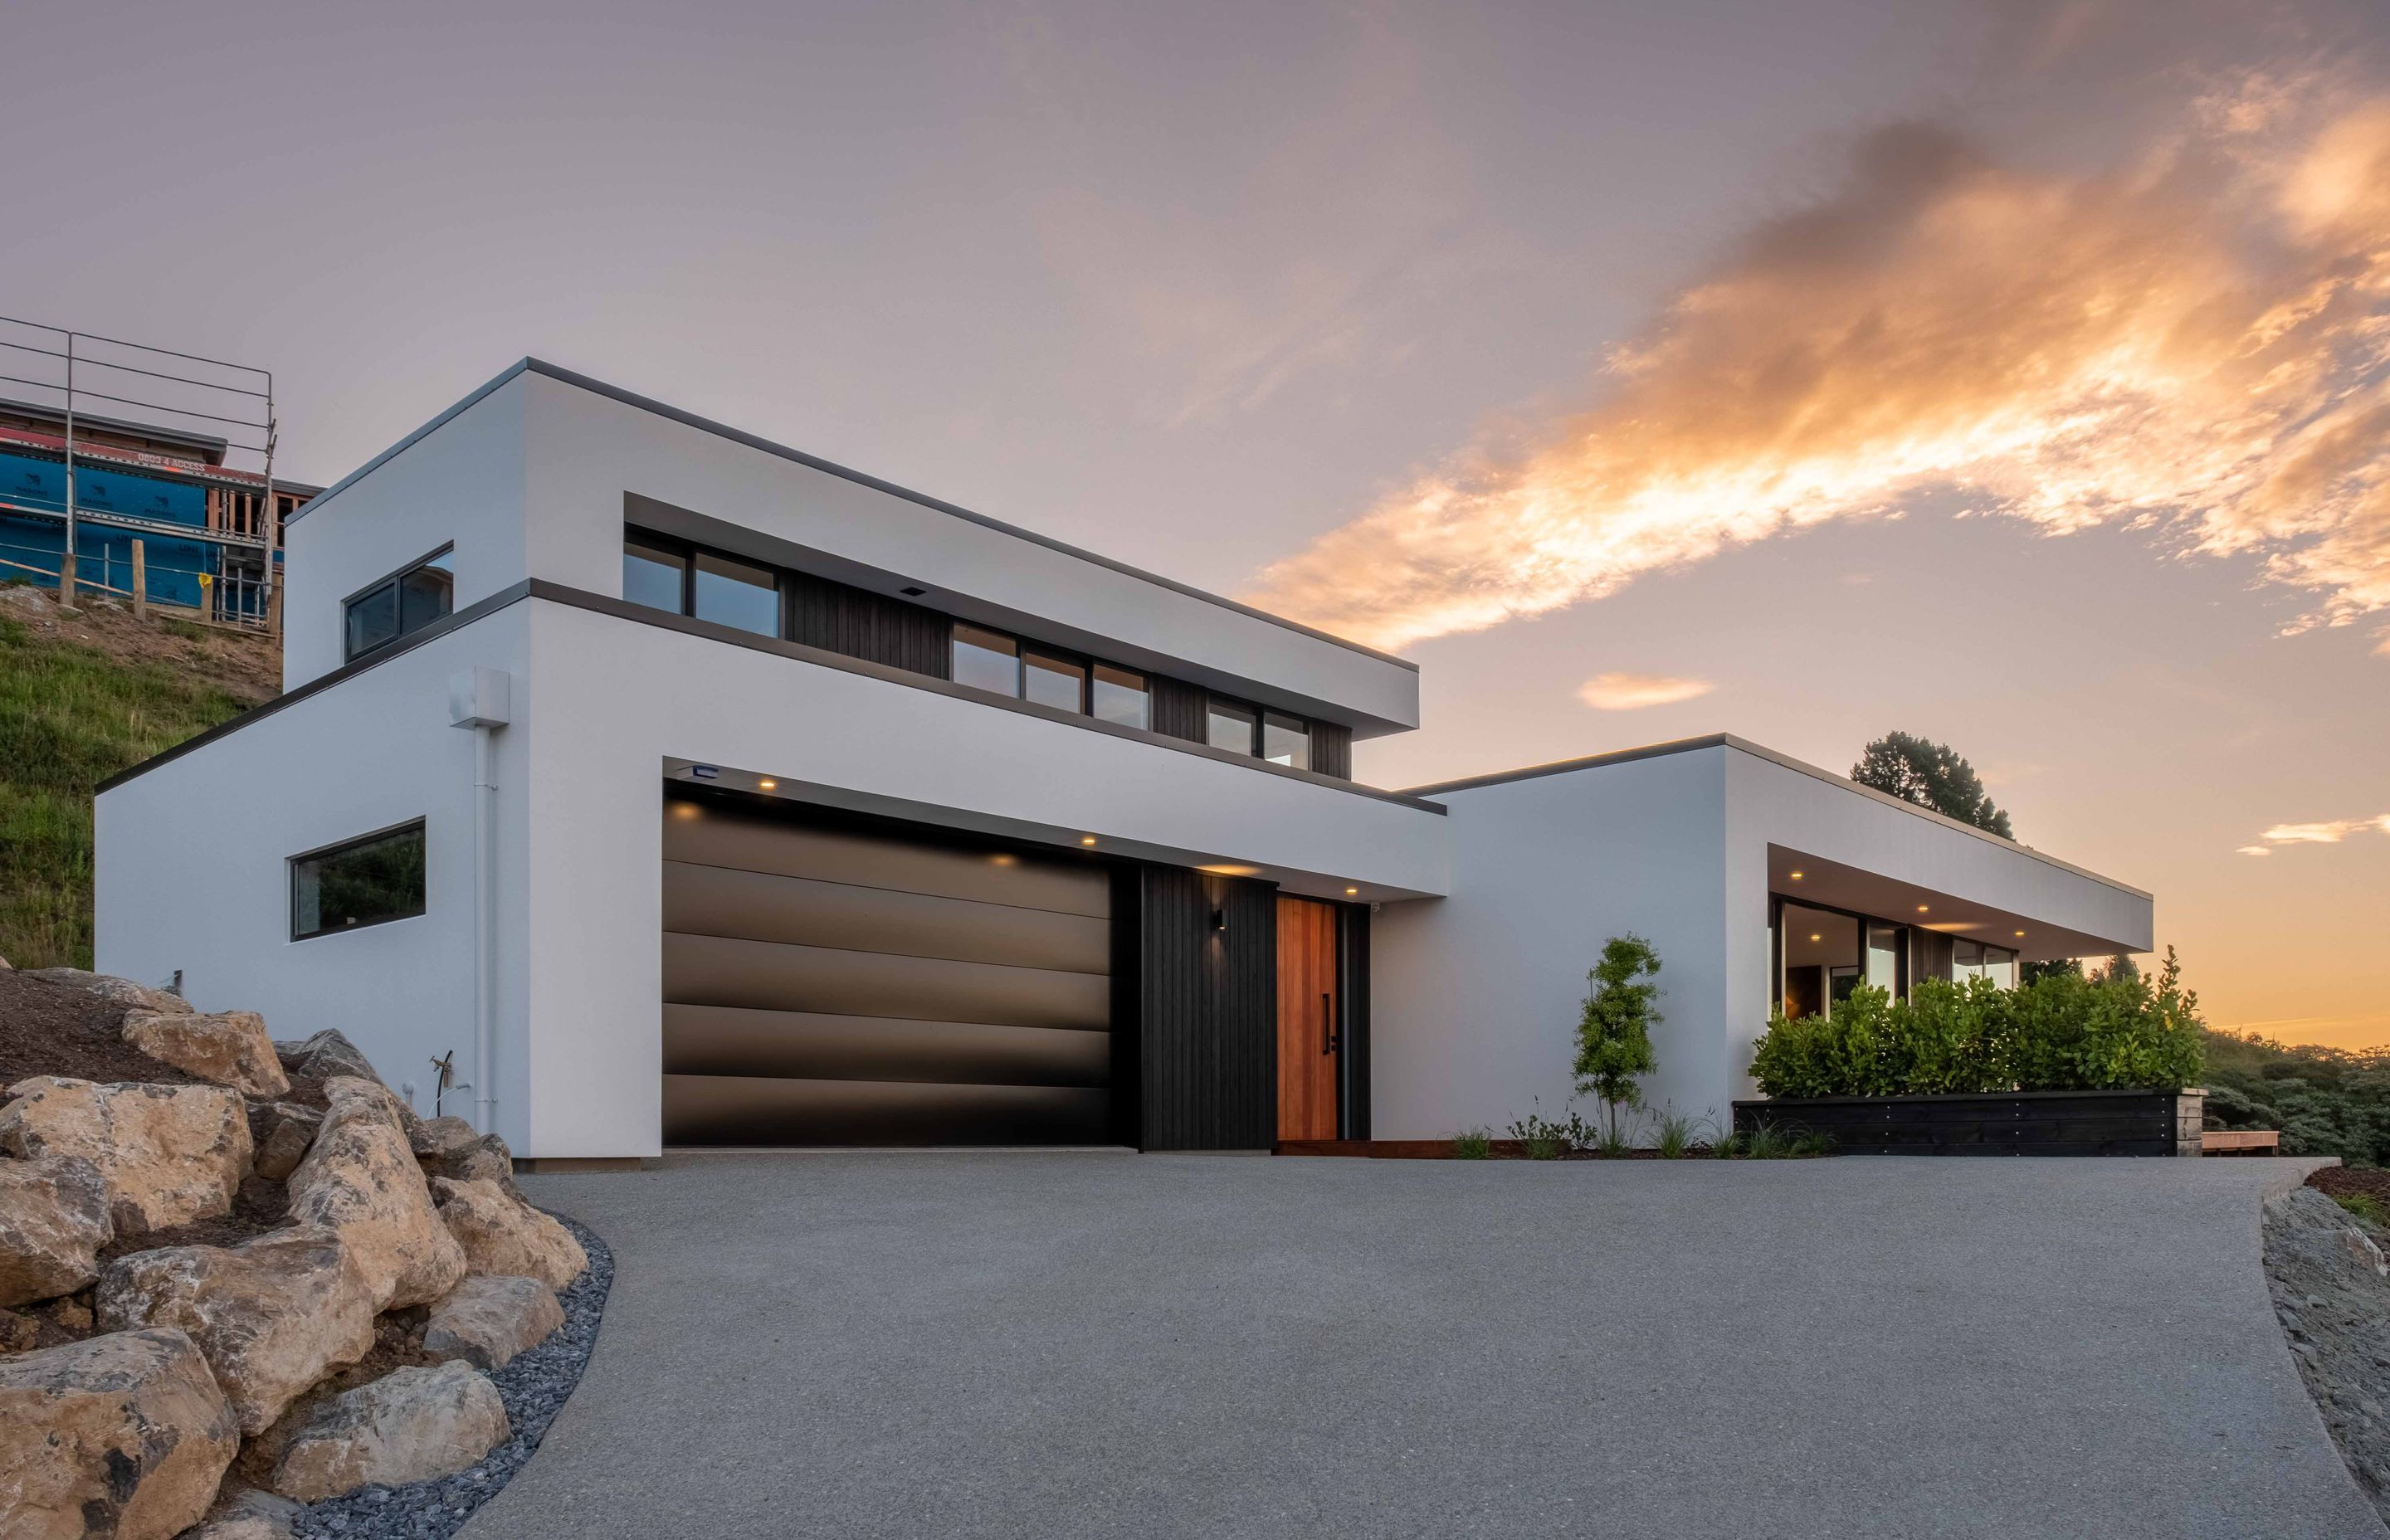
[2256, 815, 2390, 846]
[1245, 85, 2390, 654]
[1577, 672, 1714, 710]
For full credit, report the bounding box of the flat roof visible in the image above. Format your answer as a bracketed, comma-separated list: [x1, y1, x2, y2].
[285, 358, 1416, 673]
[1402, 733, 2151, 900]
[0, 396, 229, 461]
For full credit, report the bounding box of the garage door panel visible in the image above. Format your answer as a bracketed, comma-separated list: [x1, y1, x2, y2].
[662, 1074, 1112, 1146]
[664, 813, 1107, 917]
[663, 861, 1110, 973]
[664, 932, 1112, 1030]
[663, 1004, 1111, 1086]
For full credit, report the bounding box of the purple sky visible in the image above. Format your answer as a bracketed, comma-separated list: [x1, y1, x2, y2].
[11, 0, 2387, 1045]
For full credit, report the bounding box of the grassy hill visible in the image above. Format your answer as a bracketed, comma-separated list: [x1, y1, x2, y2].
[0, 584, 277, 969]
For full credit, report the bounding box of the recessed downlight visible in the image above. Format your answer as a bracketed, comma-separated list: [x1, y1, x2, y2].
[1345, 887, 1358, 896]
[758, 778, 777, 790]
[2014, 930, 2026, 938]
[1809, 933, 1822, 943]
[1788, 870, 1803, 880]
[1080, 836, 1098, 846]
[1916, 904, 1930, 914]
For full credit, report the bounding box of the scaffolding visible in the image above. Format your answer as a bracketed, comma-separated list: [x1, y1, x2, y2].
[0, 315, 280, 629]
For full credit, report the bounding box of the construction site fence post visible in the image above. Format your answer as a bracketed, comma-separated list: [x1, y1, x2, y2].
[130, 540, 147, 620]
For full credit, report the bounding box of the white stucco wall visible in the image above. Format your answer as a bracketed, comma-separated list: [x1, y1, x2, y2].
[281, 376, 530, 690]
[1371, 749, 1733, 1141]
[96, 608, 535, 1141]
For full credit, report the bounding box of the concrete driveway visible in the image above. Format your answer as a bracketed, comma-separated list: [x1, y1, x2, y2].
[465, 1153, 2380, 1540]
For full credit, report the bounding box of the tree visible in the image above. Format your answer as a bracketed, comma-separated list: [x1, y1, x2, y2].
[1574, 934, 1662, 1143]
[2022, 958, 2082, 985]
[1851, 731, 2013, 838]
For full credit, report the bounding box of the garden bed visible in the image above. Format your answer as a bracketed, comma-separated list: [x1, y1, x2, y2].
[1732, 1088, 2204, 1156]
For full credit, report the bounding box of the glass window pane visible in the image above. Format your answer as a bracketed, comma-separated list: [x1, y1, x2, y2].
[1983, 947, 2015, 989]
[693, 551, 779, 636]
[952, 623, 1019, 695]
[1262, 711, 1310, 769]
[1092, 665, 1148, 729]
[344, 580, 398, 660]
[292, 823, 427, 940]
[1023, 651, 1086, 712]
[623, 537, 685, 613]
[397, 553, 455, 634]
[1207, 698, 1256, 755]
[1953, 938, 1983, 981]
[1866, 924, 1902, 992]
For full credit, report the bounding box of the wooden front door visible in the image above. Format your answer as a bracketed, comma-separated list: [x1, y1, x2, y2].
[1275, 896, 1340, 1140]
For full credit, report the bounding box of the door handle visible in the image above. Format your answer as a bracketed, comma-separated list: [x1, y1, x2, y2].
[1321, 991, 1339, 1056]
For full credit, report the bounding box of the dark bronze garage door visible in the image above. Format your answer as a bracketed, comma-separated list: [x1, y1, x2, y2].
[661, 797, 1117, 1145]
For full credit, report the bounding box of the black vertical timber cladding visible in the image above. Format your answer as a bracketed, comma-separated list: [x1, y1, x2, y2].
[1340, 902, 1370, 1140]
[1150, 676, 1208, 743]
[1108, 865, 1143, 1148]
[786, 571, 951, 679]
[1138, 867, 1277, 1149]
[1312, 723, 1353, 780]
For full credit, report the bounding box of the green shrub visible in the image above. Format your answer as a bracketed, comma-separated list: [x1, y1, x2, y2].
[1652, 1109, 1695, 1158]
[1749, 948, 2207, 1099]
[2334, 1192, 2389, 1230]
[1507, 1103, 1589, 1158]
[1452, 1128, 1492, 1159]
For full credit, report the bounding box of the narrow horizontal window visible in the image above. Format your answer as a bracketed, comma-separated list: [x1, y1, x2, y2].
[1023, 650, 1087, 713]
[343, 545, 455, 663]
[291, 821, 426, 942]
[952, 622, 1020, 695]
[1262, 710, 1310, 769]
[1206, 697, 1257, 756]
[623, 533, 687, 614]
[1091, 665, 1148, 729]
[693, 550, 779, 636]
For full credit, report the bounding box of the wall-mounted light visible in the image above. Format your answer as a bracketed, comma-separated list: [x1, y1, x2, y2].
[758, 778, 777, 791]
[1211, 906, 1227, 933]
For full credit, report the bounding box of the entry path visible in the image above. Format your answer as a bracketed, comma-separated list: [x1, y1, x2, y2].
[466, 1153, 2379, 1540]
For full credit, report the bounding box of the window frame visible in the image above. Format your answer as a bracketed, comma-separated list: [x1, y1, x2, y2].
[1261, 709, 1310, 769]
[624, 526, 788, 636]
[289, 818, 428, 943]
[341, 543, 456, 664]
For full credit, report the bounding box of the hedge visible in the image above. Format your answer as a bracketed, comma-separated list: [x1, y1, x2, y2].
[1750, 949, 2205, 1099]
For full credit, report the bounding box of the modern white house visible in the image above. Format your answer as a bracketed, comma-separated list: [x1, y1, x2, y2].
[94, 360, 2153, 1160]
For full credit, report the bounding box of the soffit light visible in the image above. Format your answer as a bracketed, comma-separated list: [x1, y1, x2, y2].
[1345, 887, 1358, 896]
[1788, 870, 1803, 880]
[2015, 930, 2027, 938]
[1809, 933, 1822, 943]
[1080, 836, 1098, 846]
[1916, 904, 1930, 914]
[758, 778, 777, 790]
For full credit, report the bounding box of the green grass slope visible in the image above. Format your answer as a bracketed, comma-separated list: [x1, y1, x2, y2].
[0, 608, 263, 969]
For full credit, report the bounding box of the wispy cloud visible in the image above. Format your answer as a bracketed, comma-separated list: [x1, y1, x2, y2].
[1577, 672, 1715, 710]
[2236, 846, 2274, 856]
[1244, 71, 2390, 653]
[2256, 815, 2390, 845]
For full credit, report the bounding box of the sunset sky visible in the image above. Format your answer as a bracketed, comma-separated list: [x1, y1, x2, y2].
[10, 0, 2386, 1045]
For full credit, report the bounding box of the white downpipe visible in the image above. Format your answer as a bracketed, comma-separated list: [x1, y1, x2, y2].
[471, 720, 498, 1136]
[447, 666, 511, 1138]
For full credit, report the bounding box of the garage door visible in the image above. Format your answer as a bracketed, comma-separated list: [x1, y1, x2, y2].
[661, 797, 1118, 1145]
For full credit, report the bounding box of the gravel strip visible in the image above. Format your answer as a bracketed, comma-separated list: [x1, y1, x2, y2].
[290, 1216, 613, 1540]
[2266, 1186, 2390, 1525]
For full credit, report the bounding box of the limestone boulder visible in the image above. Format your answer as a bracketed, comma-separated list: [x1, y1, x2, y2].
[412, 1116, 523, 1199]
[270, 1028, 381, 1086]
[434, 1177, 587, 1291]
[120, 1010, 289, 1099]
[0, 1307, 39, 1352]
[0, 1327, 239, 1540]
[246, 1102, 323, 1182]
[95, 1225, 375, 1435]
[182, 1488, 301, 1540]
[285, 1077, 464, 1309]
[267, 1361, 510, 1501]
[20, 967, 192, 1017]
[423, 1274, 564, 1371]
[0, 1078, 249, 1235]
[0, 1155, 112, 1307]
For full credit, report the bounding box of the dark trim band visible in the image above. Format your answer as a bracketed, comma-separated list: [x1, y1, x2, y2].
[284, 358, 1417, 674]
[96, 580, 1446, 816]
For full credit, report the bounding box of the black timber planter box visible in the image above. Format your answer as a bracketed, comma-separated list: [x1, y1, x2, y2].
[1732, 1089, 2205, 1157]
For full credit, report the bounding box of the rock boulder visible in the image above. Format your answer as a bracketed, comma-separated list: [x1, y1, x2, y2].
[267, 1361, 510, 1501]
[434, 1177, 588, 1290]
[247, 1101, 324, 1182]
[0, 1078, 250, 1235]
[20, 967, 193, 1017]
[120, 1010, 289, 1099]
[270, 1028, 381, 1086]
[0, 1327, 239, 1540]
[412, 1115, 523, 1199]
[423, 1274, 564, 1371]
[182, 1487, 302, 1540]
[95, 1225, 376, 1435]
[0, 1155, 113, 1306]
[285, 1077, 464, 1309]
